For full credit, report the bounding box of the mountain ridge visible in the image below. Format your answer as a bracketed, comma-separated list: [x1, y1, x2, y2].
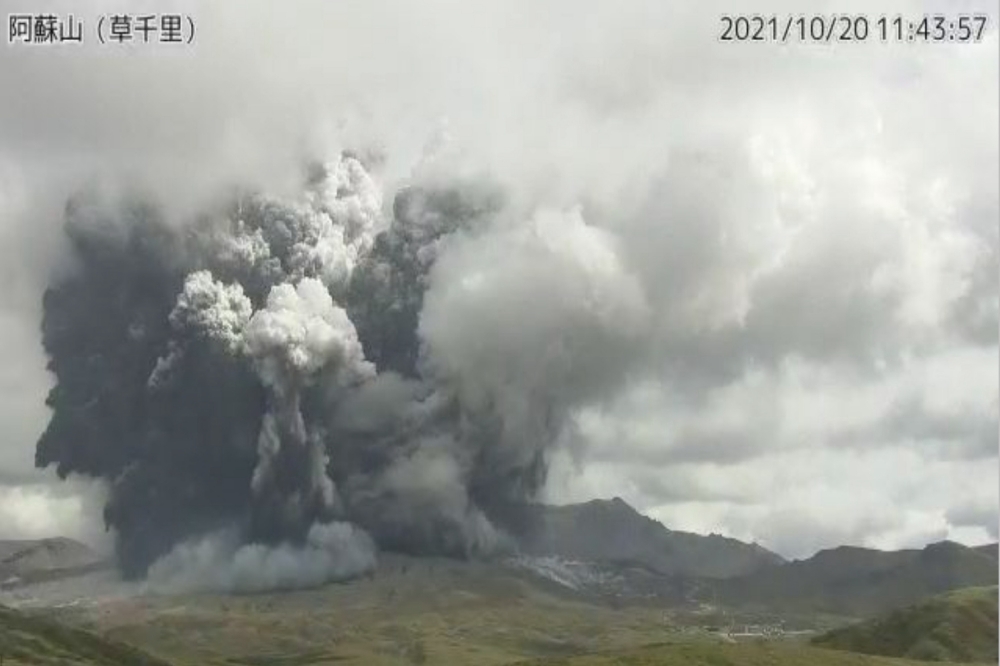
[519, 497, 784, 579]
[718, 539, 999, 617]
[0, 537, 109, 590]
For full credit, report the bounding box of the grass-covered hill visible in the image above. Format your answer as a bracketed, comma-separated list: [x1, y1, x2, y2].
[813, 586, 998, 663]
[512, 640, 977, 665]
[0, 603, 172, 665]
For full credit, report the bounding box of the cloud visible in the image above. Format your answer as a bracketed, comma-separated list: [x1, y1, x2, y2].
[0, 480, 111, 551]
[947, 496, 1000, 540]
[549, 347, 998, 557]
[0, 0, 996, 562]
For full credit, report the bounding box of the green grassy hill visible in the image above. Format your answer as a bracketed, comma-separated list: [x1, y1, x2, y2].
[512, 641, 975, 665]
[0, 603, 172, 665]
[813, 586, 998, 663]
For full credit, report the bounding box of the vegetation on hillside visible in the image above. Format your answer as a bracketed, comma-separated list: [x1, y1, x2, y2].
[813, 586, 998, 663]
[512, 640, 974, 665]
[0, 603, 171, 665]
[522, 498, 783, 579]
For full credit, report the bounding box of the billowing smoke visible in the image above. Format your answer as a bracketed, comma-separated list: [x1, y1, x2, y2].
[145, 522, 376, 594]
[35, 154, 649, 587]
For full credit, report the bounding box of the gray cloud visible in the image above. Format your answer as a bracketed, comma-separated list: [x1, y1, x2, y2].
[0, 0, 996, 563]
[947, 498, 1000, 540]
[854, 396, 1000, 461]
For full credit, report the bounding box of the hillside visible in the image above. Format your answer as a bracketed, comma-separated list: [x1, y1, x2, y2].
[30, 554, 687, 665]
[520, 498, 783, 579]
[512, 640, 974, 665]
[0, 537, 108, 589]
[0, 603, 172, 665]
[3, 548, 993, 666]
[719, 541, 999, 617]
[813, 586, 998, 663]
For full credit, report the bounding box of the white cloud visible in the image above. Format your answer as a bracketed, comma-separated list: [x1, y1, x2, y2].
[0, 481, 110, 552]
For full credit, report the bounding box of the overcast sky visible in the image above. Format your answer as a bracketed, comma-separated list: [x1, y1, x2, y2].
[0, 0, 997, 560]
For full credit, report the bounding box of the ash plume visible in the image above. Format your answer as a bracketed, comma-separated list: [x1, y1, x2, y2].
[35, 154, 649, 586]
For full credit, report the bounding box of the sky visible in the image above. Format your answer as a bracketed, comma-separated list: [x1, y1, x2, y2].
[0, 0, 997, 560]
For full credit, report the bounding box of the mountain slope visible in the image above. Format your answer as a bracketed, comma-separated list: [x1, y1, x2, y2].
[972, 543, 997, 561]
[513, 640, 974, 665]
[0, 537, 108, 589]
[813, 586, 998, 663]
[0, 537, 100, 572]
[720, 541, 998, 617]
[520, 498, 783, 579]
[0, 603, 172, 665]
[39, 554, 734, 666]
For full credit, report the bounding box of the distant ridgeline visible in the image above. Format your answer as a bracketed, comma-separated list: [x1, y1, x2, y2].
[718, 540, 998, 617]
[0, 538, 108, 590]
[519, 498, 784, 580]
[515, 498, 997, 618]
